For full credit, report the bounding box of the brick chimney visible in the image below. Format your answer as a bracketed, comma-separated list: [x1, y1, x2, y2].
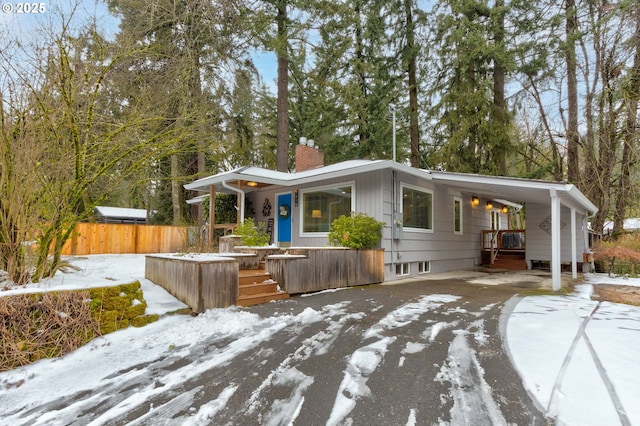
[295, 138, 324, 172]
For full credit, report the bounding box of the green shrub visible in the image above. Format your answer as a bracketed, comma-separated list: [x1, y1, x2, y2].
[234, 218, 271, 246]
[328, 212, 384, 250]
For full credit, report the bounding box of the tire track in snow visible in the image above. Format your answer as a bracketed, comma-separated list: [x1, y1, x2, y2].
[18, 307, 325, 426]
[327, 294, 461, 425]
[547, 301, 630, 426]
[243, 302, 364, 425]
[435, 329, 508, 426]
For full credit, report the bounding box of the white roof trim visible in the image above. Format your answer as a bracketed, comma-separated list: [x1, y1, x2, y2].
[184, 160, 431, 193]
[430, 171, 597, 214]
[184, 161, 597, 216]
[186, 194, 209, 205]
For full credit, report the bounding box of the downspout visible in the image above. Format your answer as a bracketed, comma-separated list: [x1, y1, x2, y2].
[390, 169, 398, 277]
[222, 180, 245, 223]
[391, 170, 397, 275]
[583, 210, 596, 251]
[583, 210, 597, 272]
[571, 208, 577, 279]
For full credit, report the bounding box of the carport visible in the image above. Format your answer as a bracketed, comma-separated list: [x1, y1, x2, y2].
[430, 171, 598, 290]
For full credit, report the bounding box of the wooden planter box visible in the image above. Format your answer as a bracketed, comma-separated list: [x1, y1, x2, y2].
[218, 235, 242, 253]
[265, 248, 384, 294]
[145, 254, 238, 313]
[236, 246, 284, 264]
[214, 252, 259, 270]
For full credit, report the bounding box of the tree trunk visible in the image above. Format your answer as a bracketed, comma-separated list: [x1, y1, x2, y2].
[354, 0, 368, 148]
[171, 152, 183, 225]
[276, 0, 289, 172]
[493, 0, 507, 174]
[613, 4, 640, 235]
[193, 53, 206, 225]
[405, 0, 420, 168]
[566, 0, 580, 183]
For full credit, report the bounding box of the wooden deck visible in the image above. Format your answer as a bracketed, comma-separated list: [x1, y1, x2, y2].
[487, 251, 527, 270]
[481, 230, 527, 270]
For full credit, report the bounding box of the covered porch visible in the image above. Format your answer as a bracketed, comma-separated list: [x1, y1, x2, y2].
[431, 171, 598, 291]
[481, 229, 527, 270]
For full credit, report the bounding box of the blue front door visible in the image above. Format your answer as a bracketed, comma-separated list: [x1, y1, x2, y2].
[277, 193, 292, 246]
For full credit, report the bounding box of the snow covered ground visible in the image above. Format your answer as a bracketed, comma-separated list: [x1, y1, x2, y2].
[506, 277, 640, 425]
[1, 255, 639, 425]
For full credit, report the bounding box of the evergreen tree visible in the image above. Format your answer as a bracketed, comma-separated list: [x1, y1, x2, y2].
[306, 0, 406, 163]
[425, 0, 516, 175]
[107, 0, 251, 224]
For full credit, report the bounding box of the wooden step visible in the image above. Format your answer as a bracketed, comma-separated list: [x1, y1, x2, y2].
[239, 281, 279, 296]
[237, 269, 289, 306]
[239, 270, 272, 286]
[236, 291, 289, 307]
[490, 257, 527, 270]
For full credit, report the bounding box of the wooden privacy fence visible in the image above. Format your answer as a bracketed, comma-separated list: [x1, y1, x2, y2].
[61, 223, 190, 255]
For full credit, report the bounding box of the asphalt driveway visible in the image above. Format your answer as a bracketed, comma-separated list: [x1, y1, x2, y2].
[3, 270, 556, 425]
[118, 273, 549, 424]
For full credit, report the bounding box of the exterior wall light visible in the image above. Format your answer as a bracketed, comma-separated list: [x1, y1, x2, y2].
[486, 201, 493, 210]
[501, 206, 509, 214]
[471, 196, 480, 206]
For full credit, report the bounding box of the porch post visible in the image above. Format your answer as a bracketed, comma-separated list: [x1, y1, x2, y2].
[550, 190, 561, 291]
[208, 185, 215, 247]
[571, 208, 577, 279]
[237, 191, 245, 223]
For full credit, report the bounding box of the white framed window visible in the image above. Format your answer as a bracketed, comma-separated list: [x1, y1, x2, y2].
[395, 262, 410, 276]
[453, 196, 463, 235]
[418, 261, 431, 274]
[301, 181, 355, 235]
[401, 184, 433, 232]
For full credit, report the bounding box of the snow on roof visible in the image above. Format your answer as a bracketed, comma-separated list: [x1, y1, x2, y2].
[603, 218, 640, 231]
[94, 206, 148, 220]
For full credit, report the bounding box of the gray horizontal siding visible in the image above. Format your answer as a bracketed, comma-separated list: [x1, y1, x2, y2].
[244, 169, 591, 282]
[526, 203, 589, 264]
[381, 173, 494, 280]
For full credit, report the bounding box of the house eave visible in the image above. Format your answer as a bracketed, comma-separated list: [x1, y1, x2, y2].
[430, 171, 597, 215]
[184, 160, 432, 194]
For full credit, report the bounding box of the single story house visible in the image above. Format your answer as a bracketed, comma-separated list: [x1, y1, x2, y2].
[185, 142, 597, 290]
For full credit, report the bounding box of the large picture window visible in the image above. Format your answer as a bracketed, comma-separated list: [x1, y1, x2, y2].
[402, 185, 433, 231]
[302, 183, 354, 233]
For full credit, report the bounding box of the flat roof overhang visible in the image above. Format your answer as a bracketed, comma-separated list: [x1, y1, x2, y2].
[184, 160, 433, 195]
[430, 171, 598, 215]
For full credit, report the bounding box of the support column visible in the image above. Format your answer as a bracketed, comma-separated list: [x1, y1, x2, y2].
[571, 208, 577, 279]
[237, 192, 244, 224]
[550, 190, 561, 291]
[208, 185, 215, 247]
